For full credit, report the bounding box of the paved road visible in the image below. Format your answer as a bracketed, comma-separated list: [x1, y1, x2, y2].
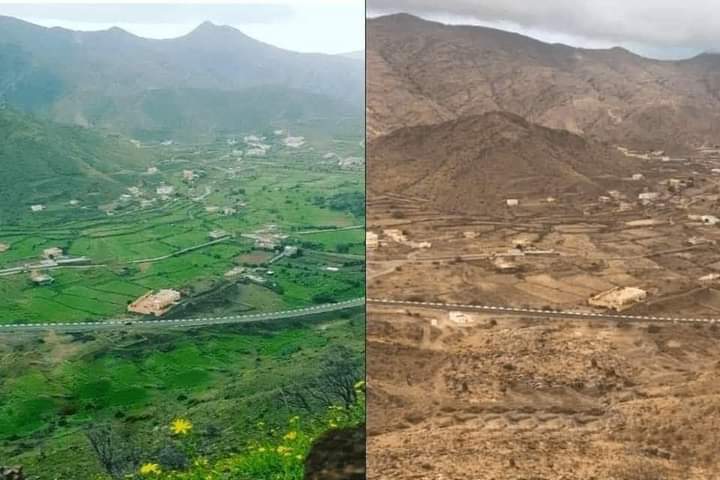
[0, 237, 232, 277]
[0, 298, 365, 333]
[305, 249, 365, 261]
[129, 236, 230, 264]
[368, 298, 719, 324]
[294, 225, 364, 235]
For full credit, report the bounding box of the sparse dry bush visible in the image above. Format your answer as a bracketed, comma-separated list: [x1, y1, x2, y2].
[608, 459, 671, 480]
[647, 324, 662, 334]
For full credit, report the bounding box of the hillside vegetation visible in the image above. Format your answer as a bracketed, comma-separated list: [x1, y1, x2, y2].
[0, 16, 364, 139]
[91, 86, 361, 142]
[0, 107, 151, 220]
[0, 312, 365, 479]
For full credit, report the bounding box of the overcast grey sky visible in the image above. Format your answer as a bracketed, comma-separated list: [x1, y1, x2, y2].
[0, 2, 364, 54]
[367, 0, 720, 59]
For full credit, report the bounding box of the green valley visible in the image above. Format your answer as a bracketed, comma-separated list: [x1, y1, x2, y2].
[0, 126, 365, 323]
[0, 12, 365, 480]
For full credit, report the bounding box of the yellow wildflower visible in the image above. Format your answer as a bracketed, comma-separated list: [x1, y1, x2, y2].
[139, 463, 162, 476]
[170, 418, 193, 435]
[283, 431, 297, 441]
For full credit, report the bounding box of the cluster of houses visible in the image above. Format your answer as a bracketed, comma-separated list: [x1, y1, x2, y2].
[241, 227, 289, 251]
[243, 135, 271, 157]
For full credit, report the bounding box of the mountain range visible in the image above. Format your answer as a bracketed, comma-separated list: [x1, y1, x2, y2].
[0, 16, 364, 140]
[367, 13, 720, 151]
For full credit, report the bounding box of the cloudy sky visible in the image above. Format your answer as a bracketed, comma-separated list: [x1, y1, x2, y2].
[367, 0, 720, 59]
[0, 1, 364, 54]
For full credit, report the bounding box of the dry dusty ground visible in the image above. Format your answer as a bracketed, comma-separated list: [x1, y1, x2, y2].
[367, 309, 720, 480]
[366, 146, 720, 479]
[368, 145, 720, 318]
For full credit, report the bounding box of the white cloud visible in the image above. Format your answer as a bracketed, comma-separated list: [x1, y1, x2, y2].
[368, 0, 720, 59]
[0, 2, 365, 53]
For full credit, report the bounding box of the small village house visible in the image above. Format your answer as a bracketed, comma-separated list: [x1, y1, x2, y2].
[128, 289, 181, 317]
[367, 231, 379, 249]
[42, 247, 63, 260]
[589, 287, 647, 312]
[30, 271, 54, 286]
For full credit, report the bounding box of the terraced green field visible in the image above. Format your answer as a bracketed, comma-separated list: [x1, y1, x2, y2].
[0, 125, 365, 480]
[0, 132, 365, 323]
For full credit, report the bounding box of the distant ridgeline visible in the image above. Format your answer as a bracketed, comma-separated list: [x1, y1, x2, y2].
[367, 13, 720, 151]
[0, 16, 364, 141]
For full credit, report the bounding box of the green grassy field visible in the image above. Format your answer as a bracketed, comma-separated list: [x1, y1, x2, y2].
[0, 125, 365, 479]
[0, 131, 365, 323]
[0, 309, 365, 479]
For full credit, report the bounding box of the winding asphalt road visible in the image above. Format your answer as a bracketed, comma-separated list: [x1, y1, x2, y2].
[0, 298, 365, 333]
[368, 298, 719, 324]
[9, 295, 712, 334]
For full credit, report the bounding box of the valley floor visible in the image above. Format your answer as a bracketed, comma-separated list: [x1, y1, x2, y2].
[366, 143, 720, 479]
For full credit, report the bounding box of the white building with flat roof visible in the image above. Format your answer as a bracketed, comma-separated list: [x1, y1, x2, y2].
[384, 229, 407, 243]
[128, 289, 181, 317]
[367, 231, 379, 249]
[156, 185, 174, 196]
[589, 287, 647, 312]
[42, 247, 63, 260]
[448, 311, 473, 324]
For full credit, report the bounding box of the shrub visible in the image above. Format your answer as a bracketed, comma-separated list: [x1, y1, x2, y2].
[133, 383, 366, 480]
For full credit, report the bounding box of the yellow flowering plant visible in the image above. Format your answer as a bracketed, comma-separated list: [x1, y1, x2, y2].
[139, 463, 162, 476]
[124, 379, 365, 480]
[170, 418, 193, 436]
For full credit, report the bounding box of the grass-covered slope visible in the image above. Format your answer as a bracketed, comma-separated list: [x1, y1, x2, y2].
[0, 311, 364, 479]
[91, 86, 361, 142]
[0, 107, 151, 219]
[0, 16, 364, 139]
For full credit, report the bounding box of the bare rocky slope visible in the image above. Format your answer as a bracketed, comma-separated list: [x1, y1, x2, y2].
[368, 111, 637, 213]
[367, 13, 720, 151]
[368, 314, 720, 479]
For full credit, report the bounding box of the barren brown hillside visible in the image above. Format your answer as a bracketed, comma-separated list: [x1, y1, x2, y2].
[368, 311, 720, 480]
[368, 111, 637, 213]
[367, 13, 720, 150]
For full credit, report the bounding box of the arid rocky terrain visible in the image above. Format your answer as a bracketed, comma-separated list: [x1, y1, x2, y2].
[368, 309, 720, 479]
[367, 14, 720, 151]
[369, 111, 634, 214]
[367, 12, 720, 480]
